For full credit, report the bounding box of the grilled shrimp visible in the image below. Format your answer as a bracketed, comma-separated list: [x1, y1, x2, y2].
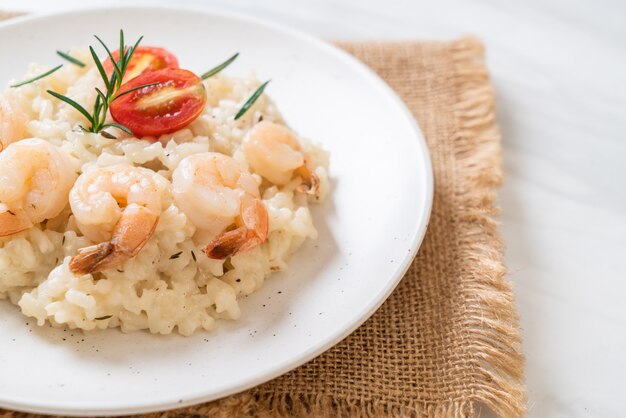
[0, 96, 27, 152]
[0, 138, 76, 237]
[68, 165, 161, 275]
[242, 121, 319, 197]
[172, 152, 268, 259]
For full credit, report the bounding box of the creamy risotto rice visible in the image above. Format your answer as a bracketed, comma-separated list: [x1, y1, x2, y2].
[0, 48, 329, 336]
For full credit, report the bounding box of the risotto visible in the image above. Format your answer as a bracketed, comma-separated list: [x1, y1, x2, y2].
[0, 39, 329, 336]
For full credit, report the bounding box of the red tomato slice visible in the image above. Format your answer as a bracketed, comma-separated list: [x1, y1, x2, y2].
[103, 46, 179, 83]
[110, 68, 207, 138]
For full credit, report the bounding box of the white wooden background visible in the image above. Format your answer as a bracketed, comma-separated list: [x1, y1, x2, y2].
[1, 1, 624, 416]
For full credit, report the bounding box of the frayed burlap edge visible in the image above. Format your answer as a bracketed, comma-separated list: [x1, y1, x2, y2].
[448, 37, 526, 418]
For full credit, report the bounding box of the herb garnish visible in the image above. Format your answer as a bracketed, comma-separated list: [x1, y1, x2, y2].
[47, 30, 158, 138]
[10, 64, 63, 88]
[100, 131, 117, 139]
[201, 52, 239, 80]
[56, 50, 86, 67]
[234, 80, 270, 120]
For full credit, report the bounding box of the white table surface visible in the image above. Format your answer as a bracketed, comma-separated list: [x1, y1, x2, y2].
[1, 1, 624, 416]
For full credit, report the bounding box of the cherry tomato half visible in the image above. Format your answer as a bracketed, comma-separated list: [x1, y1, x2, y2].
[110, 68, 207, 138]
[103, 46, 179, 84]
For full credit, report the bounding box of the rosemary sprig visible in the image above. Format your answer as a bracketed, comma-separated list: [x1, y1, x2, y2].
[234, 80, 270, 120]
[47, 30, 155, 137]
[10, 64, 63, 88]
[56, 51, 86, 67]
[201, 52, 239, 80]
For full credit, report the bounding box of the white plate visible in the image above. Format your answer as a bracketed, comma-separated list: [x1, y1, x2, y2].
[0, 6, 432, 415]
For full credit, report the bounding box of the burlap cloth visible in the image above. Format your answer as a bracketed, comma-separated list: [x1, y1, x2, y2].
[0, 11, 526, 418]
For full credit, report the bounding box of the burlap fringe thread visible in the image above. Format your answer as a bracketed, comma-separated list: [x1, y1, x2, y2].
[0, 12, 525, 416]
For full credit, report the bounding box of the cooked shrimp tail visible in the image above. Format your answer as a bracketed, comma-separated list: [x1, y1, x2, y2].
[294, 161, 320, 197]
[203, 196, 268, 259]
[203, 228, 250, 259]
[240, 197, 269, 243]
[70, 203, 159, 274]
[0, 206, 33, 237]
[110, 204, 159, 256]
[69, 242, 115, 275]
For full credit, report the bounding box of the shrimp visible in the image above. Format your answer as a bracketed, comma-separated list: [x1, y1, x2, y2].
[68, 165, 161, 275]
[172, 152, 268, 259]
[242, 121, 320, 197]
[0, 96, 28, 152]
[0, 138, 76, 237]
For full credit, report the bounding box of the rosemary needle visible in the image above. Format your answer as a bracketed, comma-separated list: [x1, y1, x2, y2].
[201, 52, 239, 80]
[10, 64, 63, 88]
[56, 50, 86, 67]
[234, 80, 271, 120]
[47, 89, 93, 123]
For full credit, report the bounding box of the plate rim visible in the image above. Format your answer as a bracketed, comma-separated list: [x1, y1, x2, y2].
[0, 4, 434, 415]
